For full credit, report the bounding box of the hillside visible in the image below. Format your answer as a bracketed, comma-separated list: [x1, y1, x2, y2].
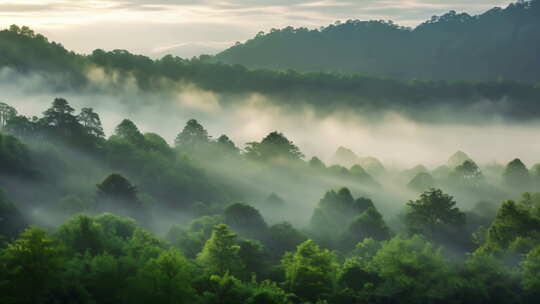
[216, 0, 540, 82]
[1, 25, 540, 122]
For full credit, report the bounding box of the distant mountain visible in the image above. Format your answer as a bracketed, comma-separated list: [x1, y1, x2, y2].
[216, 0, 540, 82]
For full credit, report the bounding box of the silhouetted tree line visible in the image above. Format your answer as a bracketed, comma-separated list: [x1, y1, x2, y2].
[217, 0, 540, 83]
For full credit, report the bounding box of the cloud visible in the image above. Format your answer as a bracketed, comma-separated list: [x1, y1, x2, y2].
[0, 0, 516, 56]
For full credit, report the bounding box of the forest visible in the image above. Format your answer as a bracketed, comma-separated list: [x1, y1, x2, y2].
[2, 24, 540, 123]
[1, 97, 540, 304]
[217, 0, 540, 82]
[1, 0, 540, 303]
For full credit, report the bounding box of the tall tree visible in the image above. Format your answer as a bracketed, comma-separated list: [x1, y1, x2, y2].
[78, 107, 105, 138]
[0, 102, 17, 129]
[175, 119, 209, 150]
[245, 131, 304, 161]
[405, 188, 465, 239]
[1, 227, 64, 304]
[197, 224, 243, 276]
[114, 119, 145, 147]
[503, 158, 531, 189]
[39, 98, 82, 139]
[281, 239, 338, 302]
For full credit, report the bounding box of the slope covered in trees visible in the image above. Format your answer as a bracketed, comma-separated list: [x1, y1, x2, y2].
[217, 0, 540, 82]
[0, 97, 540, 303]
[2, 25, 540, 122]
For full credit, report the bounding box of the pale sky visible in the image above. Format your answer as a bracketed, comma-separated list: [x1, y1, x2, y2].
[0, 0, 514, 58]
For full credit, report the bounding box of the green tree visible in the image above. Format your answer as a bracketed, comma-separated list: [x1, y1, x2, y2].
[459, 252, 521, 304]
[342, 207, 391, 250]
[310, 188, 375, 243]
[0, 189, 26, 237]
[0, 227, 64, 304]
[245, 131, 304, 162]
[0, 133, 34, 177]
[197, 224, 243, 276]
[0, 102, 17, 129]
[267, 222, 307, 260]
[368, 236, 458, 304]
[40, 98, 84, 141]
[114, 119, 146, 147]
[78, 107, 104, 138]
[97, 173, 139, 203]
[281, 239, 338, 302]
[485, 199, 540, 252]
[175, 119, 209, 150]
[405, 188, 465, 239]
[224, 203, 268, 241]
[309, 156, 326, 169]
[522, 245, 540, 301]
[450, 160, 483, 185]
[217, 134, 240, 154]
[125, 249, 196, 304]
[503, 158, 531, 189]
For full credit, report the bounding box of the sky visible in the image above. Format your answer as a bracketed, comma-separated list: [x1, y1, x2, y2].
[0, 0, 515, 58]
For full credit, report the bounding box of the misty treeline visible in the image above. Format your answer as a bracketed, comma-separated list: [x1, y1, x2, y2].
[1, 98, 540, 304]
[2, 24, 540, 122]
[218, 0, 540, 83]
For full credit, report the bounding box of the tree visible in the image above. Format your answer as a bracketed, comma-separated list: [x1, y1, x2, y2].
[0, 133, 34, 177]
[281, 239, 338, 302]
[0, 227, 64, 304]
[405, 188, 465, 239]
[224, 203, 268, 241]
[125, 249, 196, 304]
[114, 119, 145, 147]
[217, 134, 239, 154]
[310, 188, 375, 242]
[0, 102, 17, 129]
[459, 252, 521, 304]
[78, 107, 104, 138]
[407, 172, 435, 192]
[3, 115, 37, 138]
[197, 224, 243, 276]
[451, 160, 483, 185]
[39, 98, 83, 140]
[485, 199, 540, 251]
[503, 158, 531, 189]
[342, 207, 391, 250]
[97, 173, 138, 202]
[237, 239, 269, 280]
[522, 245, 540, 301]
[96, 174, 143, 219]
[56, 215, 105, 255]
[448, 151, 472, 168]
[267, 222, 308, 260]
[167, 215, 222, 259]
[369, 236, 458, 304]
[175, 119, 209, 150]
[245, 131, 304, 161]
[309, 156, 326, 169]
[0, 189, 26, 238]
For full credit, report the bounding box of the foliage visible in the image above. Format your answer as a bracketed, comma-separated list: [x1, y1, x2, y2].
[405, 188, 466, 239]
[281, 239, 338, 302]
[197, 224, 243, 276]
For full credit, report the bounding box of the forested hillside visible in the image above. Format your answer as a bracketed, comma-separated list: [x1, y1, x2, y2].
[2, 25, 540, 122]
[217, 0, 540, 82]
[1, 98, 540, 303]
[2, 4, 540, 302]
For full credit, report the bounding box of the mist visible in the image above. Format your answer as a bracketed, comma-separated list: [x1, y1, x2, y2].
[2, 67, 540, 170]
